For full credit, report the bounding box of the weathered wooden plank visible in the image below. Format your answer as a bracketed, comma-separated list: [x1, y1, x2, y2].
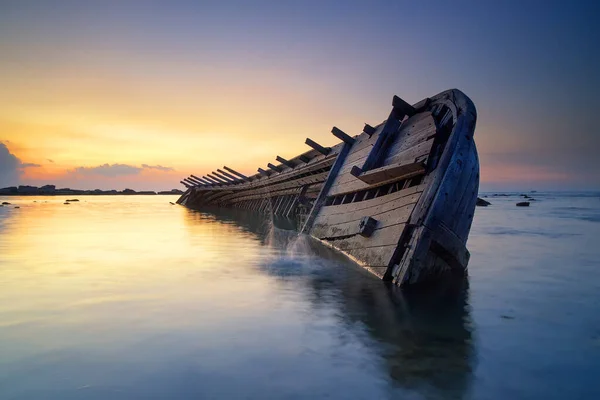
[384, 137, 435, 167]
[318, 185, 424, 217]
[323, 219, 406, 250]
[301, 141, 353, 233]
[384, 112, 436, 162]
[327, 137, 434, 196]
[357, 108, 402, 173]
[430, 223, 470, 271]
[221, 171, 329, 204]
[315, 191, 421, 226]
[313, 202, 416, 239]
[354, 161, 425, 185]
[344, 245, 397, 269]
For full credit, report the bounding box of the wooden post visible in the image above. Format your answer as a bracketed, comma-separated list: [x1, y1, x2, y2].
[203, 175, 221, 185]
[184, 178, 200, 186]
[213, 171, 236, 183]
[198, 177, 214, 185]
[191, 175, 211, 185]
[352, 96, 411, 176]
[223, 166, 248, 180]
[276, 156, 295, 169]
[392, 95, 416, 120]
[363, 124, 376, 136]
[305, 138, 330, 155]
[208, 173, 228, 184]
[331, 127, 355, 145]
[187, 176, 204, 185]
[286, 186, 307, 217]
[299, 155, 311, 163]
[257, 167, 269, 176]
[217, 168, 241, 182]
[267, 163, 282, 173]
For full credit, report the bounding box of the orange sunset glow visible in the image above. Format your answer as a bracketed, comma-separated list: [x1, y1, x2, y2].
[1, 2, 597, 191]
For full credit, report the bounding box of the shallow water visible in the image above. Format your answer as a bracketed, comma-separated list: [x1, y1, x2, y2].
[0, 193, 599, 399]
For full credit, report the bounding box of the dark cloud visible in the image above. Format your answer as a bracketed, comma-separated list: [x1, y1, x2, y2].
[73, 163, 143, 177]
[0, 142, 21, 186]
[141, 164, 175, 172]
[21, 162, 41, 168]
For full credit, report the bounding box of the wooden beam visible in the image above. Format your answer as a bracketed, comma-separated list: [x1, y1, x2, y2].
[191, 175, 210, 185]
[276, 156, 295, 169]
[299, 155, 311, 163]
[198, 177, 214, 185]
[187, 176, 204, 185]
[354, 161, 426, 185]
[184, 178, 199, 186]
[223, 166, 248, 180]
[217, 169, 241, 182]
[203, 175, 221, 185]
[207, 173, 228, 184]
[331, 127, 355, 145]
[363, 124, 376, 136]
[353, 104, 404, 175]
[392, 95, 416, 120]
[301, 140, 353, 233]
[257, 167, 269, 176]
[213, 171, 236, 183]
[180, 180, 191, 188]
[305, 138, 330, 155]
[267, 163, 282, 173]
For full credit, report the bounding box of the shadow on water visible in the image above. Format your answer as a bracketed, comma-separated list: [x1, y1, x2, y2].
[185, 207, 475, 398]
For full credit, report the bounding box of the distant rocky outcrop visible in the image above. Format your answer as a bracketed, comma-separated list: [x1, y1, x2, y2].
[476, 197, 491, 207]
[0, 185, 183, 196]
[516, 202, 530, 207]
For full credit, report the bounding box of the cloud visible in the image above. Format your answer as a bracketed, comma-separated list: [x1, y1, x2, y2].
[47, 159, 54, 163]
[72, 163, 143, 177]
[141, 164, 175, 172]
[0, 142, 21, 186]
[21, 162, 41, 168]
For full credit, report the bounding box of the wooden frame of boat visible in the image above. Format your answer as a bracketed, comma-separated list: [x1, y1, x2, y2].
[177, 89, 479, 286]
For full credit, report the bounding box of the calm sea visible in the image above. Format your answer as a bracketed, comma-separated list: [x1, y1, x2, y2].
[1, 193, 599, 399]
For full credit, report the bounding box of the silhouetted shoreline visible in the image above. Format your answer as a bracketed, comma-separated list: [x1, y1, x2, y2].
[0, 185, 184, 196]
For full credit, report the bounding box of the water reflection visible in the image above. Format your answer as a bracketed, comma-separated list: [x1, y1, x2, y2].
[187, 208, 475, 399]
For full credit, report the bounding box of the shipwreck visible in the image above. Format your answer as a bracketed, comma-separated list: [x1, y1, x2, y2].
[177, 89, 479, 286]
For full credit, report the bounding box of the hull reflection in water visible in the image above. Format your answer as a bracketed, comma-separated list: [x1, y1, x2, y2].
[184, 207, 474, 397]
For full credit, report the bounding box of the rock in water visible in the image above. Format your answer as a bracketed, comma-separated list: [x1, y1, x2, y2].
[516, 202, 530, 207]
[64, 202, 70, 205]
[476, 197, 491, 206]
[66, 199, 79, 202]
[1, 202, 10, 205]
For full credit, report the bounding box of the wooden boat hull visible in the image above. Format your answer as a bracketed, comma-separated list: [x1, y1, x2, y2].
[177, 89, 478, 286]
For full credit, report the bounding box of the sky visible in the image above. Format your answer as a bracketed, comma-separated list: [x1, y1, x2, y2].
[0, 0, 598, 191]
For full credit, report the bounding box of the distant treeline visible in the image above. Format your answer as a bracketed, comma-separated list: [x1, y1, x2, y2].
[0, 185, 184, 196]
